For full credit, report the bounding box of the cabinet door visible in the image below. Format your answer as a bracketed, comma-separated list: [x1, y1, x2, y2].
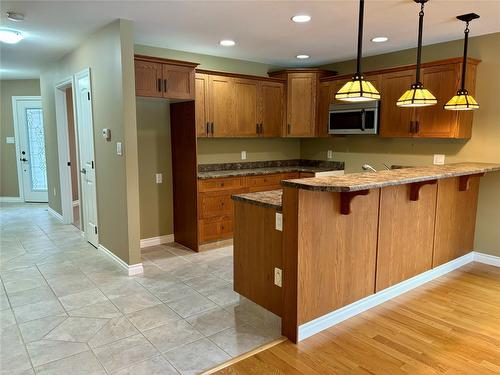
[287, 73, 317, 137]
[379, 70, 416, 137]
[208, 75, 235, 137]
[260, 81, 284, 137]
[414, 64, 460, 138]
[162, 64, 195, 100]
[317, 81, 334, 138]
[234, 78, 259, 137]
[134, 60, 162, 97]
[195, 73, 209, 137]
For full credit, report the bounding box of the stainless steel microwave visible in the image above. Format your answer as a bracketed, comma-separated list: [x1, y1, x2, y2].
[328, 101, 379, 135]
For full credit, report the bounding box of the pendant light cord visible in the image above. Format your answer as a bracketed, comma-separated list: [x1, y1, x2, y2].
[460, 21, 470, 91]
[415, 2, 425, 84]
[356, 0, 365, 76]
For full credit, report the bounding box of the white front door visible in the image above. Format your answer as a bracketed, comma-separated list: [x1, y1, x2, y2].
[74, 69, 98, 247]
[14, 98, 48, 202]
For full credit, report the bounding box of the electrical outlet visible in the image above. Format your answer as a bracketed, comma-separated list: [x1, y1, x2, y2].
[241, 151, 247, 160]
[274, 267, 282, 287]
[156, 173, 162, 184]
[433, 154, 445, 165]
[327, 150, 333, 160]
[275, 213, 283, 231]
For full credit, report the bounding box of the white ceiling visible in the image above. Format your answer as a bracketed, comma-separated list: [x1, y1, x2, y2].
[1, 0, 499, 79]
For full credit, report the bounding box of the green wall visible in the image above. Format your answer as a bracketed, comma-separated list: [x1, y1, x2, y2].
[303, 33, 500, 256]
[40, 19, 141, 265]
[0, 79, 41, 198]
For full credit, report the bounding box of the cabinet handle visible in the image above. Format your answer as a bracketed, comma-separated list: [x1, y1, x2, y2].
[287, 124, 291, 134]
[157, 78, 161, 92]
[211, 123, 214, 135]
[163, 79, 167, 92]
[256, 123, 260, 134]
[206, 122, 209, 136]
[260, 123, 263, 134]
[415, 121, 420, 134]
[409, 121, 414, 134]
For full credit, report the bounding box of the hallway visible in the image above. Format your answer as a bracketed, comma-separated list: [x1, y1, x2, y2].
[0, 203, 281, 374]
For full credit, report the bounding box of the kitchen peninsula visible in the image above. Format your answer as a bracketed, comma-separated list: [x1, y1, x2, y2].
[232, 162, 500, 343]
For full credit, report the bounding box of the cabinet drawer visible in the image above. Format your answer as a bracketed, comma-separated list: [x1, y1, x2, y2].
[199, 217, 233, 243]
[299, 172, 315, 178]
[281, 172, 299, 180]
[199, 192, 235, 219]
[246, 173, 284, 188]
[198, 177, 245, 192]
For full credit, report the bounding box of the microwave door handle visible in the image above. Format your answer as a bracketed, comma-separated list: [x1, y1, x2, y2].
[361, 109, 366, 131]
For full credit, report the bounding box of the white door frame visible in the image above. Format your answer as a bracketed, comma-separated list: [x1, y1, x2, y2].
[11, 96, 45, 202]
[55, 77, 80, 225]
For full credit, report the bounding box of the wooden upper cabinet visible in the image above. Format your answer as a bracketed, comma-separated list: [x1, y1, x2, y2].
[162, 64, 195, 100]
[195, 73, 209, 137]
[286, 73, 317, 137]
[414, 64, 461, 138]
[134, 60, 162, 97]
[134, 55, 198, 100]
[234, 78, 260, 137]
[208, 75, 235, 137]
[379, 69, 416, 137]
[259, 81, 284, 137]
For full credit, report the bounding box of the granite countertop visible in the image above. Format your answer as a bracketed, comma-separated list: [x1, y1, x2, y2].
[232, 190, 283, 211]
[281, 163, 500, 192]
[198, 160, 344, 180]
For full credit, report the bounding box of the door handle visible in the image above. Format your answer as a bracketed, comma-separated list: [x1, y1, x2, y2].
[20, 158, 28, 162]
[80, 168, 87, 174]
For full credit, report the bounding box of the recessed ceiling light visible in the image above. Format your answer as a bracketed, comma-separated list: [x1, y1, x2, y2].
[296, 54, 310, 59]
[0, 29, 24, 44]
[7, 12, 25, 22]
[219, 39, 236, 47]
[371, 36, 388, 43]
[291, 14, 311, 23]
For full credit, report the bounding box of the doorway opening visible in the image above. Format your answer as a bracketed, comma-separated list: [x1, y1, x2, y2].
[12, 96, 48, 203]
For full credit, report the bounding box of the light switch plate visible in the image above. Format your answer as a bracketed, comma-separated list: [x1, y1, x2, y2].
[433, 154, 445, 165]
[241, 151, 247, 160]
[6, 137, 15, 144]
[116, 142, 123, 156]
[274, 268, 282, 287]
[275, 213, 283, 231]
[327, 150, 333, 160]
[102, 128, 111, 141]
[156, 173, 162, 184]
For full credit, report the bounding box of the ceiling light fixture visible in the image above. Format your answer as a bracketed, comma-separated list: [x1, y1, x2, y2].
[219, 39, 236, 47]
[371, 36, 388, 43]
[335, 0, 380, 102]
[0, 28, 24, 44]
[6, 11, 25, 22]
[396, 0, 436, 107]
[291, 14, 311, 23]
[296, 54, 310, 59]
[444, 13, 480, 111]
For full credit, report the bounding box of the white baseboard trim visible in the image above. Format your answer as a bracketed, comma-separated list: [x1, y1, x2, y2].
[298, 252, 475, 342]
[474, 251, 500, 267]
[72, 200, 80, 207]
[48, 207, 64, 222]
[98, 244, 143, 276]
[140, 234, 174, 248]
[0, 196, 23, 203]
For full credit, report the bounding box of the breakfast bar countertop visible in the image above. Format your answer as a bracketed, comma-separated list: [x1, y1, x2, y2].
[232, 190, 283, 211]
[281, 162, 500, 193]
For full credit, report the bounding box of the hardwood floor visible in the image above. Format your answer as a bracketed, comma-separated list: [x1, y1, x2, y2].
[213, 262, 500, 374]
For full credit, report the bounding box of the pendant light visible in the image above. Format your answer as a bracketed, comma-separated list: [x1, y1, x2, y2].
[335, 0, 380, 102]
[444, 13, 480, 111]
[397, 0, 437, 107]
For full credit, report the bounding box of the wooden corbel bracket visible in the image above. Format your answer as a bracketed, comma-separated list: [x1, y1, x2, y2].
[340, 190, 370, 215]
[459, 173, 484, 191]
[409, 180, 437, 201]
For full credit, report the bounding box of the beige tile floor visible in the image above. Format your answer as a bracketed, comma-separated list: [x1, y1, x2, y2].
[0, 203, 281, 375]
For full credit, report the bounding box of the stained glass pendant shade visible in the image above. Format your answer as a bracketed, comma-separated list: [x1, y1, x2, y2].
[335, 0, 380, 102]
[444, 13, 480, 111]
[397, 0, 437, 107]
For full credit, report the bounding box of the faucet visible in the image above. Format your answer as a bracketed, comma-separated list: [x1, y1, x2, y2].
[362, 163, 391, 172]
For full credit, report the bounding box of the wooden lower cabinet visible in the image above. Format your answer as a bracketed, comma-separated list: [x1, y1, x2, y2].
[376, 183, 437, 291]
[197, 172, 299, 245]
[433, 176, 480, 267]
